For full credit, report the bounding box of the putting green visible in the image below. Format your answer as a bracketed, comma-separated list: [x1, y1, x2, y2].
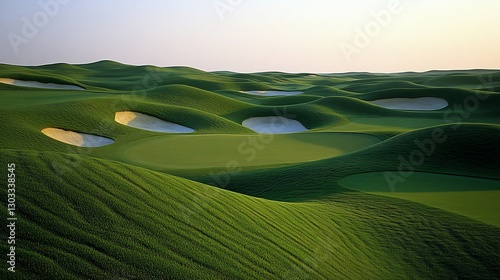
[338, 172, 500, 226]
[119, 132, 380, 169]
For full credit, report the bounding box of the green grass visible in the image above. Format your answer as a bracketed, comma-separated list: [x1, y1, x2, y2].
[199, 123, 500, 202]
[2, 150, 500, 279]
[0, 62, 499, 279]
[323, 117, 449, 132]
[0, 89, 112, 107]
[115, 132, 380, 170]
[338, 172, 500, 226]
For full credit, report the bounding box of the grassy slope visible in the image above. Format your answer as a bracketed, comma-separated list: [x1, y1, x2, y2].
[1, 150, 499, 279]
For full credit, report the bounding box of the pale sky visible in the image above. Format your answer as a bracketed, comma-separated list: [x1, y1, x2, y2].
[0, 0, 499, 73]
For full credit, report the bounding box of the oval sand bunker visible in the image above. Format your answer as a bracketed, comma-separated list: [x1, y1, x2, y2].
[242, 116, 308, 134]
[369, 97, 448, 111]
[240, 90, 303, 97]
[115, 111, 195, 133]
[42, 128, 114, 147]
[0, 78, 84, 90]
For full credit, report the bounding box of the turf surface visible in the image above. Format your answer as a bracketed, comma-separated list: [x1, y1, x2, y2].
[0, 61, 499, 279]
[338, 172, 500, 226]
[117, 132, 380, 170]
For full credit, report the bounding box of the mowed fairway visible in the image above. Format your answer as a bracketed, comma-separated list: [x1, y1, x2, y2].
[339, 172, 500, 226]
[325, 117, 449, 132]
[118, 132, 380, 169]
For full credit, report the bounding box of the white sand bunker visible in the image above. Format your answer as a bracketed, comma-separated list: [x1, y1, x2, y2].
[368, 97, 448, 111]
[0, 78, 84, 90]
[115, 111, 195, 133]
[240, 90, 303, 97]
[242, 116, 308, 134]
[42, 128, 114, 147]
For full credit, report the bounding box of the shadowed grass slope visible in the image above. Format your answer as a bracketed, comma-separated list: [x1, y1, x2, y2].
[1, 150, 499, 279]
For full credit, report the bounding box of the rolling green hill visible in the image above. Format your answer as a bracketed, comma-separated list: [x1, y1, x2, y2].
[1, 62, 499, 279]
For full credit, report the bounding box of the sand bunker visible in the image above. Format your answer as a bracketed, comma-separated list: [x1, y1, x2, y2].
[42, 128, 114, 147]
[240, 90, 303, 97]
[0, 78, 84, 90]
[242, 116, 308, 134]
[115, 111, 195, 133]
[369, 97, 448, 110]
